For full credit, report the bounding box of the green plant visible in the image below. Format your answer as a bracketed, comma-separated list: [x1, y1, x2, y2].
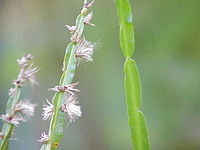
[39, 1, 96, 150]
[114, 0, 151, 150]
[0, 54, 38, 150]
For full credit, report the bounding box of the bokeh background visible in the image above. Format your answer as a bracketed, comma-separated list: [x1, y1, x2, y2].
[0, 0, 200, 150]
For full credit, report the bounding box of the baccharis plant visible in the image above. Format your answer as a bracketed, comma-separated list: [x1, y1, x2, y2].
[0, 54, 38, 150]
[39, 1, 96, 150]
[114, 0, 151, 150]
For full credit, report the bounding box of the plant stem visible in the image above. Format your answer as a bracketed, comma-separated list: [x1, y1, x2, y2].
[40, 9, 89, 150]
[0, 87, 21, 150]
[114, 0, 151, 149]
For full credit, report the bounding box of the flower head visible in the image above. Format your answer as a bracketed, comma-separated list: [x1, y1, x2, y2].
[0, 114, 25, 126]
[17, 54, 33, 68]
[83, 0, 94, 8]
[14, 100, 36, 119]
[65, 25, 76, 34]
[23, 64, 39, 86]
[75, 39, 94, 63]
[38, 132, 49, 143]
[81, 0, 94, 15]
[13, 54, 39, 87]
[61, 94, 82, 123]
[49, 82, 80, 95]
[83, 12, 95, 26]
[0, 100, 36, 126]
[42, 100, 54, 121]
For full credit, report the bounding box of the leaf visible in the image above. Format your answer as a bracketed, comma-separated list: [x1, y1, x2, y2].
[124, 59, 150, 150]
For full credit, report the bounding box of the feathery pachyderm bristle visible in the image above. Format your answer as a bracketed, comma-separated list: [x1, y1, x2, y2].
[39, 1, 97, 149]
[0, 54, 38, 150]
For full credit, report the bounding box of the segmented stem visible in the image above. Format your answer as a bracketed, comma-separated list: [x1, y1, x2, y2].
[114, 0, 151, 150]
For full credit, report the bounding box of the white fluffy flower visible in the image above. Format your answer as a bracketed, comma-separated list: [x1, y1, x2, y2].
[75, 39, 94, 63]
[83, 12, 95, 26]
[42, 100, 54, 121]
[65, 25, 76, 34]
[14, 100, 36, 119]
[49, 82, 80, 95]
[17, 54, 33, 68]
[0, 114, 24, 126]
[0, 100, 36, 126]
[38, 132, 49, 143]
[23, 64, 39, 86]
[61, 94, 82, 123]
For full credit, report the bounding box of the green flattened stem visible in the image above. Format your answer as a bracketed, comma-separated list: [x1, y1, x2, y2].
[124, 59, 150, 150]
[40, 14, 85, 150]
[114, 0, 135, 58]
[114, 0, 151, 149]
[0, 87, 21, 150]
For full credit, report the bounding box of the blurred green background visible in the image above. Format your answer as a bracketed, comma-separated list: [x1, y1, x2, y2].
[0, 0, 200, 150]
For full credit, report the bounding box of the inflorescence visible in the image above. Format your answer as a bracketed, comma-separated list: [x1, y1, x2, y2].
[38, 0, 96, 144]
[0, 54, 38, 140]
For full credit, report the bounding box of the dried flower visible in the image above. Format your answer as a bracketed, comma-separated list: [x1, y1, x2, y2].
[17, 54, 33, 68]
[83, 0, 94, 9]
[0, 100, 36, 126]
[75, 39, 94, 63]
[13, 54, 39, 87]
[0, 114, 24, 126]
[23, 65, 39, 86]
[38, 132, 49, 143]
[61, 94, 82, 123]
[8, 88, 16, 96]
[12, 80, 23, 87]
[83, 12, 95, 26]
[42, 100, 54, 121]
[70, 32, 80, 43]
[81, 0, 94, 15]
[49, 82, 80, 95]
[14, 100, 36, 119]
[65, 25, 76, 34]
